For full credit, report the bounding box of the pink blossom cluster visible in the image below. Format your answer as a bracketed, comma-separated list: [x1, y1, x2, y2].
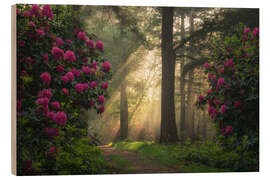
[75, 83, 89, 92]
[64, 50, 76, 63]
[102, 61, 111, 72]
[51, 46, 64, 60]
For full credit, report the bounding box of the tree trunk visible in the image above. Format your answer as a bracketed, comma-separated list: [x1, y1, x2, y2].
[160, 7, 178, 143]
[202, 110, 207, 140]
[187, 71, 195, 140]
[120, 80, 128, 140]
[179, 13, 186, 138]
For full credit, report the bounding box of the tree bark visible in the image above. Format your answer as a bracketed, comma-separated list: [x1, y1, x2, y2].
[160, 7, 178, 143]
[120, 80, 128, 140]
[202, 110, 207, 140]
[187, 71, 195, 140]
[179, 13, 186, 138]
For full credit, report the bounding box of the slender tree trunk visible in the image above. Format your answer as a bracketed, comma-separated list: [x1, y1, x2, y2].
[187, 71, 195, 140]
[120, 80, 128, 140]
[196, 110, 201, 140]
[160, 7, 178, 143]
[179, 13, 186, 138]
[202, 110, 207, 140]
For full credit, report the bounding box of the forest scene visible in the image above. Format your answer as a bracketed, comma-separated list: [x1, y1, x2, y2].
[16, 4, 259, 175]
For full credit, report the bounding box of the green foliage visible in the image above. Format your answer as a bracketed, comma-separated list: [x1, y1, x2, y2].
[56, 138, 108, 175]
[112, 140, 258, 172]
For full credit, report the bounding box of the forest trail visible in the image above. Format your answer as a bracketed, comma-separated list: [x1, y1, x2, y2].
[98, 145, 183, 174]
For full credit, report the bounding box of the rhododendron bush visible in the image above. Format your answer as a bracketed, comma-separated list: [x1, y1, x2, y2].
[16, 4, 111, 175]
[197, 25, 259, 148]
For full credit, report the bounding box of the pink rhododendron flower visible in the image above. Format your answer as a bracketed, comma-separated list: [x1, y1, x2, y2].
[56, 65, 64, 73]
[219, 67, 224, 74]
[82, 57, 88, 63]
[90, 81, 97, 89]
[207, 89, 213, 96]
[91, 61, 98, 70]
[220, 104, 227, 114]
[65, 72, 74, 81]
[75, 83, 85, 92]
[82, 66, 90, 74]
[18, 41, 24, 46]
[29, 21, 36, 28]
[215, 99, 221, 105]
[244, 27, 251, 34]
[101, 61, 111, 72]
[225, 125, 233, 134]
[101, 82, 109, 90]
[71, 68, 81, 77]
[23, 11, 31, 17]
[253, 27, 259, 37]
[77, 31, 88, 41]
[16, 8, 21, 15]
[98, 95, 105, 104]
[51, 101, 61, 109]
[224, 59, 234, 67]
[62, 88, 69, 96]
[203, 62, 210, 69]
[35, 97, 50, 106]
[61, 75, 69, 84]
[86, 39, 95, 48]
[208, 106, 217, 118]
[42, 53, 49, 63]
[49, 146, 56, 154]
[55, 37, 63, 46]
[51, 46, 64, 60]
[99, 106, 105, 113]
[96, 41, 104, 51]
[64, 50, 76, 63]
[216, 78, 225, 90]
[44, 128, 59, 136]
[198, 95, 204, 102]
[42, 5, 53, 19]
[83, 83, 89, 90]
[38, 89, 52, 99]
[234, 100, 242, 108]
[65, 39, 72, 44]
[46, 111, 56, 120]
[36, 29, 45, 36]
[40, 72, 51, 85]
[54, 111, 67, 126]
[21, 70, 27, 77]
[30, 4, 41, 17]
[26, 57, 35, 63]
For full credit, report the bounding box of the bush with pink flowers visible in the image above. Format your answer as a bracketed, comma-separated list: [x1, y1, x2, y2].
[16, 4, 111, 175]
[197, 24, 259, 158]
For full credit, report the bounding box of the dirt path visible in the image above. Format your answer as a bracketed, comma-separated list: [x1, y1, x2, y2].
[98, 145, 183, 174]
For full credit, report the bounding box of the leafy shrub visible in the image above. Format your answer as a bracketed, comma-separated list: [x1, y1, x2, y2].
[56, 138, 108, 175]
[16, 4, 111, 175]
[172, 137, 258, 171]
[197, 24, 259, 139]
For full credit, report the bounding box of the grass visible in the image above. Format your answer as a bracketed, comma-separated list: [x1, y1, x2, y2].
[107, 154, 136, 173]
[111, 141, 231, 173]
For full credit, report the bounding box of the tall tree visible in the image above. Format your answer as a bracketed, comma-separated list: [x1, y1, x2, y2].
[186, 10, 195, 141]
[160, 7, 178, 143]
[120, 80, 129, 139]
[179, 12, 186, 138]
